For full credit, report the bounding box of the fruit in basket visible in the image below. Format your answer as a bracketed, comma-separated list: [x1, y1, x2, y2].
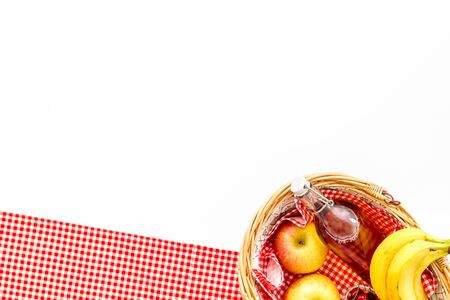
[273, 222, 328, 274]
[398, 246, 447, 300]
[369, 227, 450, 300]
[284, 273, 340, 300]
[386, 240, 449, 300]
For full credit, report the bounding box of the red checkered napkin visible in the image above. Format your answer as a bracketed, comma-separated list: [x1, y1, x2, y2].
[252, 188, 438, 299]
[0, 212, 241, 300]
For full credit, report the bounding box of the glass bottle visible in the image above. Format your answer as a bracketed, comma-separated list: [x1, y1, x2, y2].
[291, 178, 384, 283]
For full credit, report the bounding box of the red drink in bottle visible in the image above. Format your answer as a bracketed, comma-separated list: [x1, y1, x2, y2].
[291, 178, 384, 283]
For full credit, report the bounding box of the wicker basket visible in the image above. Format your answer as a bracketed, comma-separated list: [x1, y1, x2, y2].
[238, 173, 450, 299]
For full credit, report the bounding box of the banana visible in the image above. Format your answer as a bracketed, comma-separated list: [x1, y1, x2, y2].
[396, 248, 431, 300]
[370, 227, 450, 300]
[386, 240, 450, 300]
[370, 227, 446, 300]
[412, 249, 448, 300]
[396, 248, 447, 300]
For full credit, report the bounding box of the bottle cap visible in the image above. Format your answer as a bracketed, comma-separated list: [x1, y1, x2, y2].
[290, 177, 311, 196]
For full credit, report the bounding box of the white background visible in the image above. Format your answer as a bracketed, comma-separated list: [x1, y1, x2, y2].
[1, 1, 449, 251]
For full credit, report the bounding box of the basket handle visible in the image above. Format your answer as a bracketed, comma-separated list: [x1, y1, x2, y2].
[305, 173, 401, 206]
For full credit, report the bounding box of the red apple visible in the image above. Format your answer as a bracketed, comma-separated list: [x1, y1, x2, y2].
[273, 222, 328, 274]
[285, 273, 340, 300]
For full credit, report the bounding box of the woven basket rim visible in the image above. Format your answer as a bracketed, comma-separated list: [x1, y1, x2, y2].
[238, 173, 450, 300]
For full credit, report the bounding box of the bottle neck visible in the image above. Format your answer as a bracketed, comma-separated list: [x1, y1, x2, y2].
[297, 187, 333, 214]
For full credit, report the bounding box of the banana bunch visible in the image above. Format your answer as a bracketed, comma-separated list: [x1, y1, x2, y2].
[370, 227, 450, 300]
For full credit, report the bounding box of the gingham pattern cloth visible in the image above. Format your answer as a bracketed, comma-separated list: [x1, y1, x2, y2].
[0, 212, 241, 300]
[252, 188, 438, 299]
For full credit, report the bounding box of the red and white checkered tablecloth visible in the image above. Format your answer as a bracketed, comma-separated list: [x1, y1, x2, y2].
[0, 212, 241, 300]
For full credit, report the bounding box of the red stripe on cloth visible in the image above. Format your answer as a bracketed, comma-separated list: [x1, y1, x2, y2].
[0, 212, 241, 300]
